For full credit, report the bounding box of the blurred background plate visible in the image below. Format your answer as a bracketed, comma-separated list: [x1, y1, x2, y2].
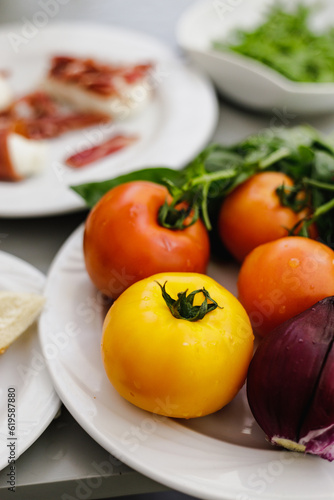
[0, 22, 218, 218]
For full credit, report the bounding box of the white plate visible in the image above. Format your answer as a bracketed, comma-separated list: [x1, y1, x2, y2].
[0, 251, 60, 472]
[177, 0, 334, 114]
[0, 22, 218, 218]
[39, 224, 334, 500]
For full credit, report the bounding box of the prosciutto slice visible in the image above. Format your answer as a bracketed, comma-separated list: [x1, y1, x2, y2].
[8, 91, 109, 139]
[65, 134, 138, 168]
[13, 111, 109, 140]
[48, 56, 153, 96]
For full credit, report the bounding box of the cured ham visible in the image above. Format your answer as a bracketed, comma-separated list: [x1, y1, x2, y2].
[0, 54, 148, 181]
[65, 134, 138, 168]
[43, 55, 153, 118]
[8, 91, 109, 140]
[13, 110, 109, 140]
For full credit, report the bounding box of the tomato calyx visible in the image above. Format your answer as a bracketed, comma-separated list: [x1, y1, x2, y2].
[157, 150, 238, 231]
[156, 281, 222, 321]
[157, 177, 200, 230]
[158, 197, 199, 230]
[276, 182, 310, 213]
[277, 177, 334, 237]
[276, 181, 314, 237]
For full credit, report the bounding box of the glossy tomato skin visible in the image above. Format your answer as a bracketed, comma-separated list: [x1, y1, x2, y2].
[101, 272, 254, 418]
[218, 172, 314, 262]
[83, 181, 210, 299]
[238, 236, 334, 337]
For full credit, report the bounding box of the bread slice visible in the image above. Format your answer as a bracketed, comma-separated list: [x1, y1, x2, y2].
[0, 291, 45, 353]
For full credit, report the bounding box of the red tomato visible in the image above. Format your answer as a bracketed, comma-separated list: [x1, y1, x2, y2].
[237, 236, 334, 337]
[218, 172, 315, 262]
[83, 181, 210, 299]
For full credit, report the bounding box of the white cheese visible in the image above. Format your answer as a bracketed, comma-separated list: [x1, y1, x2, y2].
[7, 133, 47, 178]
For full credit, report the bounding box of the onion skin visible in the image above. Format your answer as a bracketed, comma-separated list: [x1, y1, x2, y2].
[247, 296, 334, 461]
[299, 344, 334, 459]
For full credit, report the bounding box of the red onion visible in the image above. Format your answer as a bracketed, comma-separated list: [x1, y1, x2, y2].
[247, 296, 334, 461]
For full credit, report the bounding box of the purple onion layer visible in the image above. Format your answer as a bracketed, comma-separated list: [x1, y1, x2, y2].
[246, 296, 334, 461]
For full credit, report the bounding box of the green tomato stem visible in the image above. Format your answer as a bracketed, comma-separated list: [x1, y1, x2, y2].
[158, 168, 237, 231]
[312, 197, 334, 219]
[189, 168, 237, 187]
[303, 177, 334, 191]
[156, 281, 222, 322]
[259, 147, 291, 169]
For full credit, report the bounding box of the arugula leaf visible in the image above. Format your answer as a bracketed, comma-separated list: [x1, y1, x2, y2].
[312, 151, 334, 182]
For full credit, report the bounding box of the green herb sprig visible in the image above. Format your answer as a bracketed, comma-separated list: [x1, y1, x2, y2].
[71, 125, 334, 248]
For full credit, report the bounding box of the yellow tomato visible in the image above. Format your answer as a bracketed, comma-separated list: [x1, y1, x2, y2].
[101, 273, 254, 418]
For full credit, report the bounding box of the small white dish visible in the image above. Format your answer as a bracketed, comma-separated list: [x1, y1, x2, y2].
[0, 251, 60, 471]
[39, 224, 334, 500]
[177, 0, 334, 114]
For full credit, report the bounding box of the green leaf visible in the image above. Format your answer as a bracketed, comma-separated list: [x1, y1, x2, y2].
[313, 151, 334, 182]
[71, 167, 185, 207]
[71, 124, 334, 248]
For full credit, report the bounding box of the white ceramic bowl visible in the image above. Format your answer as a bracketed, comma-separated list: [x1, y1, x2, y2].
[177, 0, 334, 114]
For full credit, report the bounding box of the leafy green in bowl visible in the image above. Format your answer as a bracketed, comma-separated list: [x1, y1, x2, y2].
[213, 3, 334, 83]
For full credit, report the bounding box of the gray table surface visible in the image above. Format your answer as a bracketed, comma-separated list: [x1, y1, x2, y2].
[1, 1, 334, 499]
